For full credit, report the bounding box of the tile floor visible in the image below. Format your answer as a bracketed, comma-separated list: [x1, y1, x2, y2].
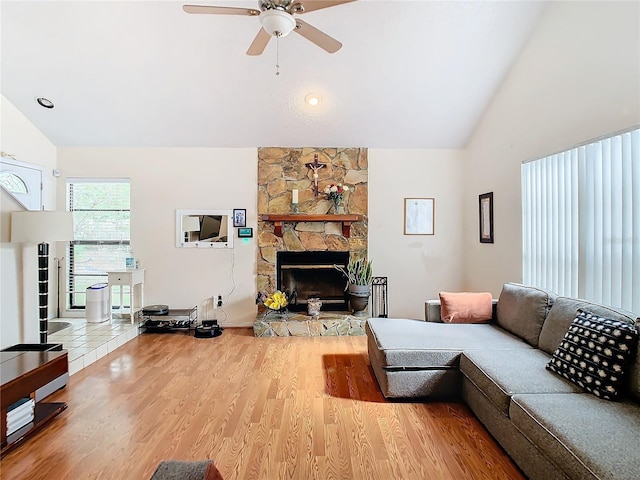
[48, 317, 139, 376]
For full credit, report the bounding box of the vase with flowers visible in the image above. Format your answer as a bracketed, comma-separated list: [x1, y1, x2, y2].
[324, 183, 349, 214]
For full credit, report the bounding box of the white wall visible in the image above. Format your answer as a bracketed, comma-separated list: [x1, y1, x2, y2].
[463, 1, 640, 295]
[369, 149, 466, 319]
[57, 148, 258, 327]
[56, 147, 466, 325]
[1, 95, 58, 348]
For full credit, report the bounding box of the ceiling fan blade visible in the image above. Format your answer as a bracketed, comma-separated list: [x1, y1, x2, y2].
[292, 0, 357, 14]
[294, 19, 342, 53]
[183, 5, 260, 16]
[247, 28, 272, 56]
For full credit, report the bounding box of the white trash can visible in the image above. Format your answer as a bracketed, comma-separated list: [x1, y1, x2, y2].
[86, 283, 110, 323]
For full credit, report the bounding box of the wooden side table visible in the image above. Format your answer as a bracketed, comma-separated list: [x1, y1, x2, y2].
[1, 349, 68, 455]
[107, 269, 145, 324]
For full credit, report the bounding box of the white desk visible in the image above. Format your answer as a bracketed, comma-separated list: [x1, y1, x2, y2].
[107, 269, 145, 324]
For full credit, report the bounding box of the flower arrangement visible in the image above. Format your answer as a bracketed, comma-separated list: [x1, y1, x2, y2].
[324, 183, 349, 206]
[256, 290, 288, 311]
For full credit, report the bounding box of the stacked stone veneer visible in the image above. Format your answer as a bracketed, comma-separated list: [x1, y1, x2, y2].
[254, 312, 366, 337]
[255, 148, 368, 336]
[257, 147, 368, 296]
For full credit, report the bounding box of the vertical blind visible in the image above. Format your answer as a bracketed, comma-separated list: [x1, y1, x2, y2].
[522, 128, 639, 312]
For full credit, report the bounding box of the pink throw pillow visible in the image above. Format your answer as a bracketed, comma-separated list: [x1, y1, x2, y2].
[439, 292, 493, 324]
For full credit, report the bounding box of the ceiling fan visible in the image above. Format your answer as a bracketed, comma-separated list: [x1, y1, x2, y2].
[183, 0, 356, 56]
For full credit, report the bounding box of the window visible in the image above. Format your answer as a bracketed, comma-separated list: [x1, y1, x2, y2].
[67, 178, 130, 309]
[0, 172, 28, 193]
[522, 128, 639, 312]
[1, 157, 44, 210]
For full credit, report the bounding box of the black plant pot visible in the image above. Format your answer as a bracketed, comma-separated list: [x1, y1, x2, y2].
[348, 284, 371, 317]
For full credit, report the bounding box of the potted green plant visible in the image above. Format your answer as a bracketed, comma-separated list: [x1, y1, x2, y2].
[335, 253, 373, 316]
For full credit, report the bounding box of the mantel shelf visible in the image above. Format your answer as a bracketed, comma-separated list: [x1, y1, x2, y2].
[261, 214, 364, 238]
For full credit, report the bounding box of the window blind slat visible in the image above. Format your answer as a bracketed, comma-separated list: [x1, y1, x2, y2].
[570, 148, 579, 296]
[631, 129, 640, 312]
[610, 136, 623, 307]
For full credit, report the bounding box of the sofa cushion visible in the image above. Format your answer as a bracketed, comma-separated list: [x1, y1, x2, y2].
[439, 292, 493, 323]
[367, 327, 461, 369]
[546, 309, 638, 401]
[496, 282, 556, 347]
[425, 299, 498, 323]
[510, 393, 640, 480]
[366, 318, 532, 369]
[538, 296, 640, 400]
[460, 349, 582, 415]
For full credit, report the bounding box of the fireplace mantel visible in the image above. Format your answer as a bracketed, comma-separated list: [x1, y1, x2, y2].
[261, 214, 364, 238]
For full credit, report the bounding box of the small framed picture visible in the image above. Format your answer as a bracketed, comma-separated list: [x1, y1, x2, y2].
[404, 198, 435, 235]
[233, 208, 246, 227]
[479, 192, 494, 243]
[238, 227, 253, 238]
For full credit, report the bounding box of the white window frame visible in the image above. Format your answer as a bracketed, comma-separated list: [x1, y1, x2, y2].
[67, 177, 131, 310]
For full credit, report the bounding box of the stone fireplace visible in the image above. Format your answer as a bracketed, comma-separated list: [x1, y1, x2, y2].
[277, 251, 349, 312]
[255, 147, 368, 336]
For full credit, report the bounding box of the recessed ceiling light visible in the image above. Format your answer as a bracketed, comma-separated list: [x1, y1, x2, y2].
[36, 97, 54, 109]
[305, 93, 321, 106]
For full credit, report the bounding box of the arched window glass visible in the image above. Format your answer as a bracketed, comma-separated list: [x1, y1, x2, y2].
[0, 172, 28, 193]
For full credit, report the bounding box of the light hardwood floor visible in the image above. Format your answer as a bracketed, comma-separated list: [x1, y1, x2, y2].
[1, 328, 525, 480]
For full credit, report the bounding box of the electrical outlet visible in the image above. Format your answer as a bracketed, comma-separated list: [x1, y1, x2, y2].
[212, 294, 222, 309]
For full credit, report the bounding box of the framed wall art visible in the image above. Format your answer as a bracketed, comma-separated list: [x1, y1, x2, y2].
[233, 208, 246, 227]
[479, 192, 494, 243]
[404, 198, 435, 235]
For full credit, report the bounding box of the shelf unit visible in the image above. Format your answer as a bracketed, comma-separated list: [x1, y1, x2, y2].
[139, 306, 198, 334]
[261, 214, 364, 238]
[1, 350, 68, 456]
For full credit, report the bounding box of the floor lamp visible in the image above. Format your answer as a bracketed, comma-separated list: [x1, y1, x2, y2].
[11, 211, 74, 344]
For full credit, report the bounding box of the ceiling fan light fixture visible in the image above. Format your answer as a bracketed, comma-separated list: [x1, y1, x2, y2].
[259, 9, 296, 37]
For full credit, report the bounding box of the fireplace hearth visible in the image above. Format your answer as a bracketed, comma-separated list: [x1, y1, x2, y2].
[253, 311, 366, 337]
[277, 251, 349, 312]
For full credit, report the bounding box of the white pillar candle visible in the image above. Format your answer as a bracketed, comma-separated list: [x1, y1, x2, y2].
[292, 189, 298, 204]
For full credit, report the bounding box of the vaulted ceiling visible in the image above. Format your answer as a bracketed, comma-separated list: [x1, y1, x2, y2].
[1, 1, 547, 148]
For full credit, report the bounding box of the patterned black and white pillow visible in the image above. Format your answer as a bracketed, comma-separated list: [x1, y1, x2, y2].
[546, 309, 638, 400]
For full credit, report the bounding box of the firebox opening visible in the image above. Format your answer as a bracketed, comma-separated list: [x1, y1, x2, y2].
[277, 251, 349, 312]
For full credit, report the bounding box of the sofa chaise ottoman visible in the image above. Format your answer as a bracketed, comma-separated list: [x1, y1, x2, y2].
[365, 283, 640, 480]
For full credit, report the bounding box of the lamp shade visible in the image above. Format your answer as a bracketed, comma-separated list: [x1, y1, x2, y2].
[259, 10, 296, 37]
[11, 211, 74, 243]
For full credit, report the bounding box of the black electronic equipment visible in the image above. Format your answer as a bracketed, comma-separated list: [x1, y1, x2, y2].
[195, 319, 223, 338]
[142, 304, 169, 316]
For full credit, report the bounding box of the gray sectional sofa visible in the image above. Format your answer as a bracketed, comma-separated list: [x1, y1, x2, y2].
[365, 283, 640, 480]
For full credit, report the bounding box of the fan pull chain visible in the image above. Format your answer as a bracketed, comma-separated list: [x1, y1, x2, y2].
[275, 34, 280, 76]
